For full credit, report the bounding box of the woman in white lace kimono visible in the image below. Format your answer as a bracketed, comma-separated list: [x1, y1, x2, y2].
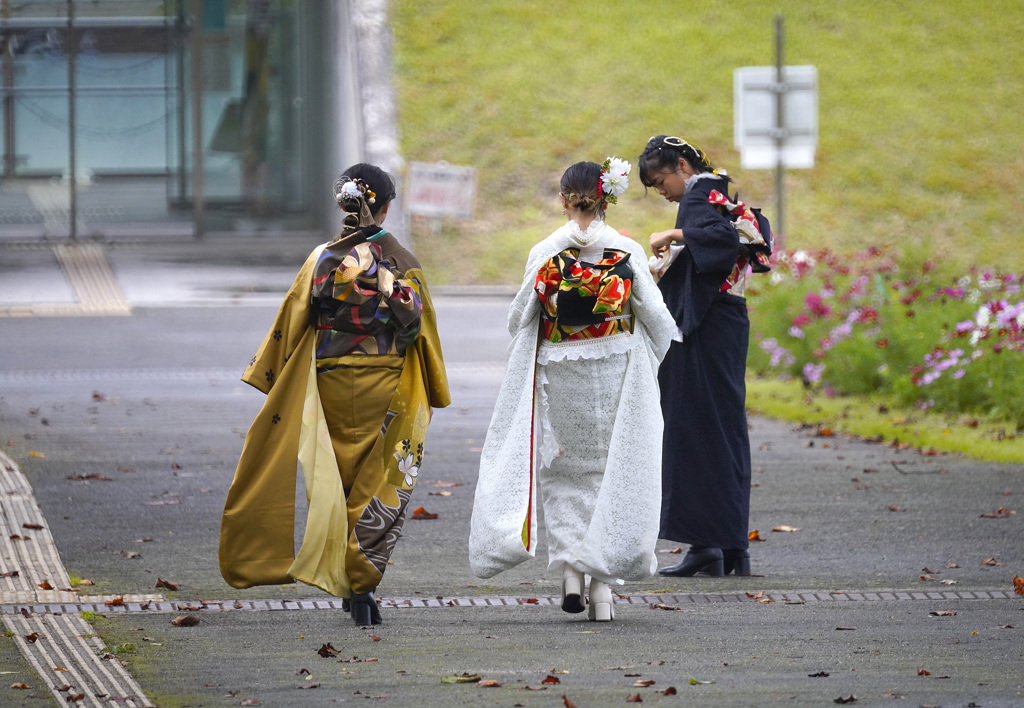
[469, 159, 675, 621]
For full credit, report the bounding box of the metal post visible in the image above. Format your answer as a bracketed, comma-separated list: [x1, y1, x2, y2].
[774, 15, 784, 240]
[2, 0, 15, 177]
[190, 0, 205, 239]
[67, 0, 77, 239]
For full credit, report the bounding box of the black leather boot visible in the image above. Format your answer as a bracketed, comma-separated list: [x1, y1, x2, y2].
[658, 546, 724, 577]
[722, 548, 751, 576]
[350, 591, 382, 625]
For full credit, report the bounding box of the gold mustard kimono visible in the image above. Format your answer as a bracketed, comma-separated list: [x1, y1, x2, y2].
[219, 231, 450, 597]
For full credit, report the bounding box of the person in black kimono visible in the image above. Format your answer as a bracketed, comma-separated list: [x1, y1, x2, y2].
[638, 135, 752, 577]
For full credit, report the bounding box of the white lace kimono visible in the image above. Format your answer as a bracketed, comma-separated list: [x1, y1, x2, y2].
[469, 220, 675, 584]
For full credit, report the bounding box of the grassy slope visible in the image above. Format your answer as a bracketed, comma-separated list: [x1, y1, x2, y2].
[392, 0, 1024, 284]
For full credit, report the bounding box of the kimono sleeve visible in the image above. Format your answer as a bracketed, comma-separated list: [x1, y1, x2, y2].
[677, 190, 739, 277]
[408, 270, 452, 409]
[241, 248, 320, 394]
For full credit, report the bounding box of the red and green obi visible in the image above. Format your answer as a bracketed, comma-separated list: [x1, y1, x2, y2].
[534, 248, 634, 343]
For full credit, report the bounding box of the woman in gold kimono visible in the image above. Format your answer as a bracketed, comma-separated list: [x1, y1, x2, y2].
[220, 163, 450, 625]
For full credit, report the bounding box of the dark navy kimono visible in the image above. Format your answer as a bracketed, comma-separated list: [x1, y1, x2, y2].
[657, 175, 751, 551]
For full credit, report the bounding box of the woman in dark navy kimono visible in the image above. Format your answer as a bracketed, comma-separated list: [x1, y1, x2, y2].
[638, 135, 754, 577]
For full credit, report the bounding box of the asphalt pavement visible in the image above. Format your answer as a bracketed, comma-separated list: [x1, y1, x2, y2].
[0, 235, 1021, 707]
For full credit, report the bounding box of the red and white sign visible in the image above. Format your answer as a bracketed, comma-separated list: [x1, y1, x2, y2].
[404, 161, 477, 218]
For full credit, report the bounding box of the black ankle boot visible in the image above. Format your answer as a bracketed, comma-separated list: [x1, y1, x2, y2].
[722, 548, 751, 576]
[658, 547, 724, 577]
[350, 592, 382, 626]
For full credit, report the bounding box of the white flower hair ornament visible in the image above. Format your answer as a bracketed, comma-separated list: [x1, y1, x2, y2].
[600, 157, 631, 204]
[334, 178, 377, 205]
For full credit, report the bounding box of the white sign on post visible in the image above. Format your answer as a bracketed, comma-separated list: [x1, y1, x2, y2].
[404, 161, 478, 219]
[734, 65, 818, 169]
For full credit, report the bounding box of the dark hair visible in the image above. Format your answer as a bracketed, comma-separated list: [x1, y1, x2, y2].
[638, 135, 731, 188]
[560, 161, 606, 217]
[335, 162, 397, 216]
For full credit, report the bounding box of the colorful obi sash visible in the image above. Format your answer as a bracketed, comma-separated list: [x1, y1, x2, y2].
[534, 248, 634, 344]
[311, 238, 422, 358]
[708, 189, 771, 296]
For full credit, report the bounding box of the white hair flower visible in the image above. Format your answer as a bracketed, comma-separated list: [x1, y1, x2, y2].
[338, 180, 362, 200]
[600, 156, 631, 203]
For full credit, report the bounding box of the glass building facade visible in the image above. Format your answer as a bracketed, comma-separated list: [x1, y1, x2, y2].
[1, 0, 358, 238]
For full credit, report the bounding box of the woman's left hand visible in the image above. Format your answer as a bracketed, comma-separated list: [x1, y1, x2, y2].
[650, 229, 683, 256]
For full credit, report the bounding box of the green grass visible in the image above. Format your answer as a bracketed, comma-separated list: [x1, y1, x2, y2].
[747, 377, 1024, 463]
[393, 0, 1024, 284]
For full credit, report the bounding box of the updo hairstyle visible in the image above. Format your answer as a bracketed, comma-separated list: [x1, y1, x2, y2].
[333, 162, 397, 228]
[560, 161, 606, 218]
[638, 135, 731, 188]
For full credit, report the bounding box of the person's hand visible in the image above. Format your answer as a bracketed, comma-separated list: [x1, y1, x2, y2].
[650, 229, 683, 256]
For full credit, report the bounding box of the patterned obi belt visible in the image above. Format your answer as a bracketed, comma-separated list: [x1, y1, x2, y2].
[534, 247, 634, 344]
[311, 239, 422, 358]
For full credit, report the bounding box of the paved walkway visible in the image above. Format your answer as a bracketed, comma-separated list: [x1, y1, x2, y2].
[0, 236, 1021, 706]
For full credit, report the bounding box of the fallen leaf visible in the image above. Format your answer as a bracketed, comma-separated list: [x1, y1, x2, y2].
[745, 591, 764, 599]
[808, 671, 830, 677]
[921, 566, 940, 574]
[477, 680, 502, 688]
[170, 615, 200, 627]
[748, 530, 764, 541]
[524, 685, 548, 691]
[22, 523, 43, 530]
[563, 695, 579, 708]
[428, 491, 453, 497]
[542, 675, 561, 685]
[835, 627, 856, 631]
[688, 678, 715, 685]
[240, 701, 260, 706]
[929, 610, 956, 616]
[68, 693, 85, 701]
[318, 643, 341, 658]
[887, 505, 905, 512]
[0, 570, 19, 578]
[917, 669, 931, 676]
[771, 525, 800, 532]
[441, 673, 480, 684]
[940, 579, 957, 585]
[24, 632, 44, 643]
[757, 597, 773, 604]
[981, 558, 1003, 566]
[29, 451, 45, 459]
[297, 684, 319, 690]
[10, 683, 33, 689]
[521, 598, 539, 604]
[368, 635, 381, 642]
[946, 562, 961, 568]
[37, 580, 53, 590]
[980, 507, 1014, 518]
[656, 687, 678, 695]
[411, 506, 438, 520]
[155, 578, 179, 591]
[105, 596, 125, 607]
[649, 603, 693, 612]
[634, 679, 656, 687]
[919, 574, 935, 581]
[833, 696, 857, 705]
[1015, 575, 1024, 596]
[657, 547, 683, 554]
[431, 481, 463, 488]
[626, 694, 643, 703]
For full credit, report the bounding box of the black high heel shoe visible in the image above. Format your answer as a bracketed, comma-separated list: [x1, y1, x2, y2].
[350, 592, 382, 626]
[723, 549, 751, 576]
[658, 547, 724, 577]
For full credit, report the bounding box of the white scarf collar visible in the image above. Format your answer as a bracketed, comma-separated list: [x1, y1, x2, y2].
[684, 171, 726, 194]
[565, 218, 606, 246]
